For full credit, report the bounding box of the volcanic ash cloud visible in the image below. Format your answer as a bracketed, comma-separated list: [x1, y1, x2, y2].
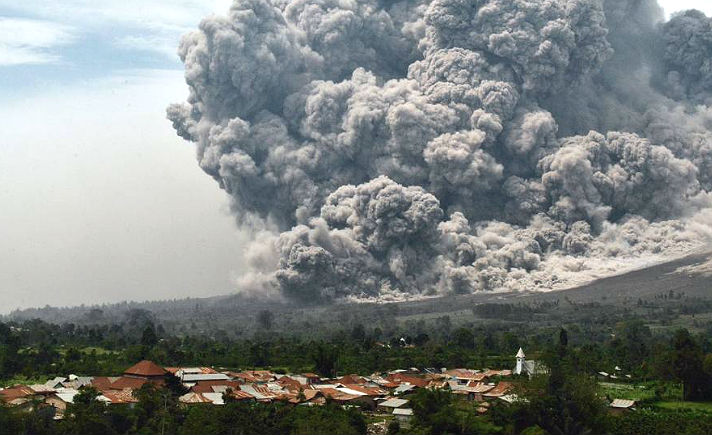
[168, 0, 712, 302]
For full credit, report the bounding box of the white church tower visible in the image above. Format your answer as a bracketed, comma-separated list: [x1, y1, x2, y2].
[515, 348, 526, 375]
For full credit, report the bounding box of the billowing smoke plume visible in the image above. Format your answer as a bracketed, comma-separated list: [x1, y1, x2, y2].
[169, 0, 712, 302]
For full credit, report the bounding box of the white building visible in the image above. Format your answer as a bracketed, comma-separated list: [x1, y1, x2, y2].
[513, 348, 547, 378]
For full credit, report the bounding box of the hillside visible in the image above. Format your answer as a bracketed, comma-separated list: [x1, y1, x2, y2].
[7, 251, 712, 336]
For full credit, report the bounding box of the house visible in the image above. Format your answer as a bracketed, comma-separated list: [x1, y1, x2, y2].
[181, 373, 231, 383]
[393, 407, 414, 422]
[385, 373, 430, 388]
[342, 384, 388, 397]
[44, 377, 67, 389]
[62, 375, 93, 389]
[377, 397, 409, 412]
[301, 373, 321, 385]
[190, 380, 242, 394]
[284, 389, 325, 405]
[394, 383, 417, 395]
[513, 348, 547, 378]
[0, 385, 40, 410]
[446, 380, 494, 401]
[483, 382, 513, 399]
[276, 376, 304, 392]
[477, 402, 490, 414]
[100, 388, 139, 406]
[498, 394, 522, 405]
[239, 384, 280, 402]
[445, 369, 487, 384]
[337, 374, 367, 385]
[43, 388, 85, 419]
[91, 376, 149, 392]
[609, 399, 636, 415]
[483, 369, 512, 378]
[123, 360, 167, 380]
[316, 387, 376, 409]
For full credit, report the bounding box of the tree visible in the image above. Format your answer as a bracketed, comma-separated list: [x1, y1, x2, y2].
[0, 405, 25, 435]
[164, 372, 189, 397]
[141, 324, 158, 348]
[670, 329, 709, 401]
[516, 328, 607, 435]
[312, 343, 338, 377]
[257, 310, 274, 330]
[59, 387, 118, 435]
[452, 327, 475, 349]
[351, 323, 366, 341]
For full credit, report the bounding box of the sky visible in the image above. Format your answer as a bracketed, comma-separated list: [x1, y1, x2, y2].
[0, 0, 710, 313]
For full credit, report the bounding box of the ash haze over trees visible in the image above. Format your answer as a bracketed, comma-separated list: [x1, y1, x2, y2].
[168, 0, 712, 303]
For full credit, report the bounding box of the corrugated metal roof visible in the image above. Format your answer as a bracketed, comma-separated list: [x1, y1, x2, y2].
[378, 398, 409, 408]
[181, 374, 230, 382]
[610, 399, 636, 408]
[392, 408, 413, 416]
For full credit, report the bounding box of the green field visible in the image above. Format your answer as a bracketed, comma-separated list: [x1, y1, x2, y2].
[1, 375, 49, 388]
[56, 346, 119, 356]
[654, 401, 712, 413]
[598, 382, 682, 402]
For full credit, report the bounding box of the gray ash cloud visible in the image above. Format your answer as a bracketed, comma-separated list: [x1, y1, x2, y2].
[168, 0, 712, 302]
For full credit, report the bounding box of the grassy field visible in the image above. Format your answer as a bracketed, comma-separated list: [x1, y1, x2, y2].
[598, 382, 682, 402]
[56, 346, 119, 356]
[654, 401, 712, 413]
[1, 375, 49, 388]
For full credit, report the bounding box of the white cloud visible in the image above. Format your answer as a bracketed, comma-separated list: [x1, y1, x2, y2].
[114, 34, 181, 58]
[659, 0, 712, 18]
[1, 1, 232, 34]
[0, 1, 233, 59]
[0, 17, 77, 65]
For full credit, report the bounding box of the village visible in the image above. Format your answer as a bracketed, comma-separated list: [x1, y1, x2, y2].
[0, 347, 641, 432]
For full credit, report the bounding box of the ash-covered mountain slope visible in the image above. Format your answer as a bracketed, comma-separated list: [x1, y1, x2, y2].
[7, 251, 711, 332]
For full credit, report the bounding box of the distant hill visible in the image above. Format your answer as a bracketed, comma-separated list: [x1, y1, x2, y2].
[6, 251, 711, 337]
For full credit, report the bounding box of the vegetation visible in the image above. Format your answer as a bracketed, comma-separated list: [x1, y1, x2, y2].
[2, 285, 712, 434]
[0, 388, 367, 435]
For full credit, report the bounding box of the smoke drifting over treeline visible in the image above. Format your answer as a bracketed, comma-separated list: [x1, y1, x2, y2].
[168, 0, 712, 302]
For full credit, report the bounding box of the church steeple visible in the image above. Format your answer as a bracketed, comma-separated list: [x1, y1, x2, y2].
[515, 348, 525, 375]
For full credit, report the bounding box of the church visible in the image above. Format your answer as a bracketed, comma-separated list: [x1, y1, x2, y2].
[513, 348, 547, 378]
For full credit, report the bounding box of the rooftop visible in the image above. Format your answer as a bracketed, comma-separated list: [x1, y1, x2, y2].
[123, 360, 167, 377]
[379, 398, 409, 408]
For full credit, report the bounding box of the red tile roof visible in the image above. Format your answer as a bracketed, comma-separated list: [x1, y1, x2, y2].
[124, 360, 167, 377]
[180, 392, 213, 404]
[483, 369, 512, 377]
[467, 382, 495, 393]
[101, 388, 138, 404]
[276, 377, 303, 392]
[0, 385, 36, 403]
[386, 374, 430, 388]
[343, 384, 388, 397]
[446, 369, 487, 381]
[191, 380, 242, 394]
[337, 374, 367, 385]
[91, 376, 157, 391]
[233, 370, 274, 383]
[484, 382, 513, 398]
[302, 373, 320, 379]
[228, 390, 255, 401]
[317, 388, 363, 402]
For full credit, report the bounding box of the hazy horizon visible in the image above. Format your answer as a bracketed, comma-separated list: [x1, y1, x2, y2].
[2, 0, 711, 313]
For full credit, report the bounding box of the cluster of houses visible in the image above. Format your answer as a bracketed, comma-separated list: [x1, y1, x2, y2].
[0, 357, 526, 423]
[0, 348, 635, 422]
